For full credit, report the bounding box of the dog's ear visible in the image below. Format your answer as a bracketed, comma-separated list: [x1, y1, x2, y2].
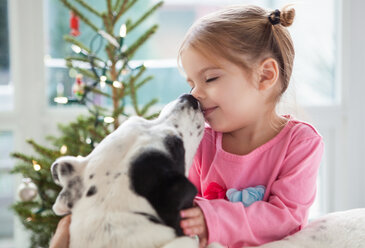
[51, 156, 87, 216]
[130, 151, 197, 236]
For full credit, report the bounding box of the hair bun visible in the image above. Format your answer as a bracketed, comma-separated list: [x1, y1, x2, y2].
[279, 5, 295, 27]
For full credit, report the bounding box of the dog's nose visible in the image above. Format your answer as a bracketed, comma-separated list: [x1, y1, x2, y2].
[179, 94, 199, 110]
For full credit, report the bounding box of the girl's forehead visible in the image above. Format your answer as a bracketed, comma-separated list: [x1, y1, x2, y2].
[181, 47, 225, 70]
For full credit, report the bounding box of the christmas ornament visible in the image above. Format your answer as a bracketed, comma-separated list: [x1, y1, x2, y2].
[73, 74, 85, 99]
[70, 11, 80, 36]
[18, 178, 38, 202]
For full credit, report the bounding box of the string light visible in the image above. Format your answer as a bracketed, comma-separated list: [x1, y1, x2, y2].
[71, 44, 88, 56]
[60, 145, 68, 155]
[54, 97, 69, 104]
[71, 44, 82, 54]
[104, 117, 115, 123]
[113, 81, 123, 89]
[119, 24, 127, 38]
[100, 75, 107, 82]
[85, 137, 92, 144]
[100, 80, 106, 88]
[119, 24, 127, 47]
[32, 160, 41, 171]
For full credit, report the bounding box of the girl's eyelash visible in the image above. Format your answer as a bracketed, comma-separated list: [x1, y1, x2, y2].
[206, 77, 219, 83]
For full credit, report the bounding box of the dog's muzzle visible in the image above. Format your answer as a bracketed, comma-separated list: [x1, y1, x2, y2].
[179, 94, 200, 110]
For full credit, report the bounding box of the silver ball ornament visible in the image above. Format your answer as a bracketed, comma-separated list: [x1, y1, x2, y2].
[18, 178, 38, 202]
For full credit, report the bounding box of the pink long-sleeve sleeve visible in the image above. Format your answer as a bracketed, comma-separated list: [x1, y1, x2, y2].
[188, 117, 324, 247]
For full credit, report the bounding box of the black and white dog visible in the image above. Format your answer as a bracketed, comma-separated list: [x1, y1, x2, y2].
[51, 94, 221, 248]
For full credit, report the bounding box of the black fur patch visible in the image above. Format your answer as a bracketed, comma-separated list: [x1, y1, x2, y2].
[51, 163, 59, 182]
[60, 162, 74, 176]
[86, 185, 97, 197]
[129, 150, 197, 236]
[179, 94, 199, 110]
[60, 176, 83, 210]
[163, 135, 185, 174]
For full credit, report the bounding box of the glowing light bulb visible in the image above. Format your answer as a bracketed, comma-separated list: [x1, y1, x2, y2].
[104, 117, 115, 123]
[100, 75, 107, 82]
[113, 81, 123, 88]
[32, 160, 41, 171]
[60, 145, 67, 154]
[71, 44, 82, 54]
[54, 97, 68, 104]
[119, 24, 127, 38]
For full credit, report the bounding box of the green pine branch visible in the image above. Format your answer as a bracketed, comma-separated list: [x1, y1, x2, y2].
[63, 35, 91, 54]
[126, 1, 163, 33]
[140, 98, 158, 116]
[26, 139, 60, 160]
[136, 75, 154, 90]
[74, 0, 102, 17]
[125, 24, 158, 59]
[114, 0, 138, 24]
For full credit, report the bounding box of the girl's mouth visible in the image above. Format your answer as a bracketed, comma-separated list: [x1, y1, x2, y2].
[202, 107, 218, 117]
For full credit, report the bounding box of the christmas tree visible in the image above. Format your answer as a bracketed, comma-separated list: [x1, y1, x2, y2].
[10, 0, 163, 247]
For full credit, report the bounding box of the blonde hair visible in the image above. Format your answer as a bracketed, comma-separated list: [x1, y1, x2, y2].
[178, 4, 296, 103]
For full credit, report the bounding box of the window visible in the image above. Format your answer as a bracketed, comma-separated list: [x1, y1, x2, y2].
[0, 131, 14, 245]
[0, 0, 12, 111]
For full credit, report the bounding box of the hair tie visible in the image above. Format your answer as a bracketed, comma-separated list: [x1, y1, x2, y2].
[268, 9, 281, 25]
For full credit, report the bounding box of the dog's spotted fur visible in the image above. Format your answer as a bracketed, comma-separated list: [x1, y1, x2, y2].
[51, 94, 222, 248]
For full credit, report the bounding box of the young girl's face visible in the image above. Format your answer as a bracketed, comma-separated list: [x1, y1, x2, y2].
[181, 47, 269, 133]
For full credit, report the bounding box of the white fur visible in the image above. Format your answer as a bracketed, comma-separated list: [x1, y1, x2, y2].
[248, 208, 365, 248]
[51, 96, 222, 248]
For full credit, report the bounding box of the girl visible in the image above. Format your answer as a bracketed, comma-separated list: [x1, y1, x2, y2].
[178, 4, 324, 248]
[50, 4, 324, 248]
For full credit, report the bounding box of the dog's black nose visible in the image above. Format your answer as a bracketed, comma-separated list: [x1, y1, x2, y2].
[179, 94, 199, 110]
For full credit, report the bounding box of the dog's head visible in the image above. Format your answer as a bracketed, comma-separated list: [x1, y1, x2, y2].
[51, 94, 204, 234]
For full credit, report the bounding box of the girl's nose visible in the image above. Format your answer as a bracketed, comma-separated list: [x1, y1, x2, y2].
[190, 86, 205, 100]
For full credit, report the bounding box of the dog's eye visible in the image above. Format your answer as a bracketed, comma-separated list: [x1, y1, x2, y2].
[206, 77, 219, 83]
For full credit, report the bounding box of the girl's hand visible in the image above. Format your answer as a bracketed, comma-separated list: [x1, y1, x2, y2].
[49, 215, 71, 248]
[180, 207, 208, 248]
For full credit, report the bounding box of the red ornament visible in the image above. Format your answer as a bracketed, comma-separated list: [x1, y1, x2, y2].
[203, 182, 227, 200]
[70, 11, 80, 37]
[72, 74, 85, 99]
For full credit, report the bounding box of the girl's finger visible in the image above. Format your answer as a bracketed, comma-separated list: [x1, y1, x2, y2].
[184, 225, 205, 236]
[181, 207, 201, 218]
[181, 216, 203, 228]
[199, 237, 207, 248]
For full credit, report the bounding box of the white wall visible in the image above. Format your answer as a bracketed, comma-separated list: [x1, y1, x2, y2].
[339, 0, 365, 209]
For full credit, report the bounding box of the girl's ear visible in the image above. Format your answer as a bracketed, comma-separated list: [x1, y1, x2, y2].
[258, 58, 279, 91]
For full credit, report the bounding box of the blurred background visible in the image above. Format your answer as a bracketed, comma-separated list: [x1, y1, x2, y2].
[0, 0, 364, 247]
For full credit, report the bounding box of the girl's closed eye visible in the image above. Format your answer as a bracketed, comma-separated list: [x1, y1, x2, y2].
[206, 76, 219, 83]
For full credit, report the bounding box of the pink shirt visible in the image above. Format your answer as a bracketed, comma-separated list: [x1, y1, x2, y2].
[188, 115, 324, 247]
